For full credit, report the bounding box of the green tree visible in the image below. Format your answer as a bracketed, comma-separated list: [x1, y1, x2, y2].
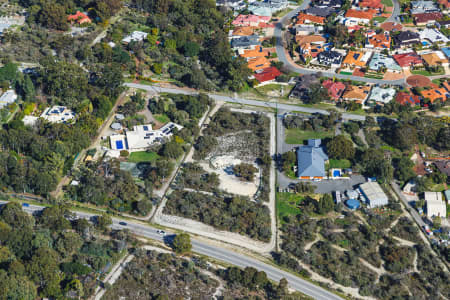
[183, 42, 200, 57]
[317, 194, 334, 214]
[327, 135, 355, 160]
[96, 214, 112, 231]
[394, 156, 415, 182]
[172, 233, 192, 254]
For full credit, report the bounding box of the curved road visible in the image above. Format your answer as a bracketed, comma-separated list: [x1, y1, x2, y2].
[5, 201, 343, 300]
[274, 2, 406, 85]
[384, 0, 401, 23]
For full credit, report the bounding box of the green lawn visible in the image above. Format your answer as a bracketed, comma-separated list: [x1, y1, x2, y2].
[373, 17, 387, 23]
[381, 0, 393, 6]
[285, 128, 333, 145]
[128, 151, 159, 163]
[154, 114, 170, 124]
[411, 69, 445, 76]
[277, 192, 304, 223]
[328, 159, 351, 169]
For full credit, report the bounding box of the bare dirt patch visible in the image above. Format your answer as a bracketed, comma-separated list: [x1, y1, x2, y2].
[407, 75, 431, 87]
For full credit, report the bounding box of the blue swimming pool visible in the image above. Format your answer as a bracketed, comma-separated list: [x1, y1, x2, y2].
[422, 41, 429, 46]
[116, 140, 124, 150]
[333, 170, 341, 177]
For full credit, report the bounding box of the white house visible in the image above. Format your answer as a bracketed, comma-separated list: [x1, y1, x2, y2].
[419, 28, 449, 44]
[40, 106, 76, 124]
[367, 86, 396, 105]
[122, 31, 148, 44]
[110, 122, 183, 152]
[359, 182, 389, 208]
[425, 192, 446, 218]
[0, 89, 17, 109]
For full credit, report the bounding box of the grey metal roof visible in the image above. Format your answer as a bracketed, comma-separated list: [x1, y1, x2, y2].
[297, 140, 329, 177]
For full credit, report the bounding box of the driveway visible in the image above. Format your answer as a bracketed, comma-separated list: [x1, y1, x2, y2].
[312, 175, 366, 194]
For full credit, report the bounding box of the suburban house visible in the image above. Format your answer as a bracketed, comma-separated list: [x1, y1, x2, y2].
[434, 161, 450, 177]
[410, 1, 439, 14]
[238, 45, 272, 58]
[393, 31, 420, 48]
[393, 52, 423, 67]
[231, 35, 261, 51]
[413, 12, 443, 26]
[67, 11, 91, 24]
[425, 192, 446, 218]
[110, 122, 183, 152]
[359, 182, 389, 208]
[40, 106, 76, 124]
[304, 6, 335, 17]
[232, 14, 271, 27]
[0, 89, 17, 109]
[322, 80, 346, 100]
[296, 35, 327, 58]
[344, 9, 375, 25]
[420, 87, 449, 103]
[437, 19, 450, 29]
[420, 51, 449, 67]
[367, 86, 396, 105]
[365, 31, 391, 49]
[289, 74, 321, 100]
[253, 67, 281, 84]
[122, 31, 148, 44]
[342, 85, 371, 103]
[317, 50, 343, 67]
[442, 47, 450, 59]
[313, 0, 343, 9]
[358, 0, 384, 10]
[395, 91, 421, 106]
[231, 26, 255, 36]
[248, 0, 289, 16]
[293, 24, 324, 35]
[296, 13, 326, 25]
[368, 53, 402, 72]
[419, 28, 449, 44]
[297, 139, 329, 180]
[342, 50, 372, 68]
[216, 0, 246, 10]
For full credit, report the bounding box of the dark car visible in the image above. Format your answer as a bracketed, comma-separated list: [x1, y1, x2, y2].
[119, 221, 127, 226]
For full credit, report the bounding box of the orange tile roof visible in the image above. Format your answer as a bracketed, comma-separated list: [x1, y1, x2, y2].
[296, 13, 325, 25]
[359, 0, 384, 9]
[295, 35, 326, 45]
[345, 9, 376, 20]
[239, 46, 271, 58]
[342, 51, 368, 67]
[443, 81, 450, 92]
[247, 56, 271, 71]
[343, 85, 371, 102]
[421, 52, 449, 66]
[420, 88, 448, 103]
[67, 11, 91, 24]
[367, 32, 391, 49]
[232, 26, 255, 36]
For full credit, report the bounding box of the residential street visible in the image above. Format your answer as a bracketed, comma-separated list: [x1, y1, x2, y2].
[3, 201, 343, 300]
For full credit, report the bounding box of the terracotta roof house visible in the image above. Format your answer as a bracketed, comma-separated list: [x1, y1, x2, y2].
[247, 56, 271, 71]
[232, 14, 271, 27]
[239, 45, 271, 58]
[413, 12, 443, 26]
[443, 80, 450, 92]
[322, 80, 346, 100]
[393, 31, 420, 48]
[296, 13, 326, 24]
[359, 0, 384, 10]
[344, 9, 376, 25]
[296, 35, 326, 58]
[437, 0, 450, 11]
[253, 67, 282, 83]
[396, 91, 421, 106]
[393, 52, 423, 67]
[421, 51, 449, 66]
[342, 85, 371, 103]
[67, 11, 91, 24]
[420, 88, 449, 103]
[342, 50, 372, 68]
[232, 26, 255, 36]
[365, 31, 391, 49]
[317, 50, 343, 67]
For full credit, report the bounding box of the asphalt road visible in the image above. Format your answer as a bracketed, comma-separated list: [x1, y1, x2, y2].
[390, 182, 425, 228]
[125, 83, 366, 121]
[274, 2, 406, 85]
[2, 201, 342, 300]
[384, 0, 401, 23]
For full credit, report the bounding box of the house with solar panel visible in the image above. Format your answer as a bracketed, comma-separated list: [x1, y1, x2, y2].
[297, 139, 329, 180]
[109, 122, 183, 152]
[40, 106, 76, 124]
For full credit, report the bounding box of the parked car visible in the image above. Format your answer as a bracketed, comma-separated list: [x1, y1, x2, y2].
[119, 222, 127, 226]
[22, 203, 30, 207]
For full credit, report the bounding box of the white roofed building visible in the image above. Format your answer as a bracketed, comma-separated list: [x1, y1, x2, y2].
[0, 90, 17, 109]
[359, 182, 389, 208]
[425, 192, 446, 218]
[122, 31, 148, 44]
[40, 106, 76, 123]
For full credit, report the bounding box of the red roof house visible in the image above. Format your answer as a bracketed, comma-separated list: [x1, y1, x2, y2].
[67, 11, 91, 24]
[253, 67, 282, 83]
[393, 52, 423, 67]
[322, 80, 346, 100]
[396, 92, 420, 106]
[359, 0, 384, 10]
[414, 13, 443, 26]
